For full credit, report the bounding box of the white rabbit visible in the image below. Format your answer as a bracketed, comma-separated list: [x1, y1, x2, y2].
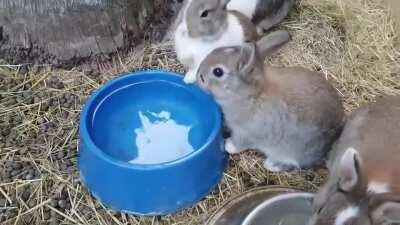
[174, 0, 260, 83]
[310, 95, 400, 225]
[196, 31, 344, 171]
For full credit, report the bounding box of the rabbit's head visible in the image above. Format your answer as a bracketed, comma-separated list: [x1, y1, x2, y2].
[185, 0, 231, 39]
[196, 30, 290, 100]
[309, 148, 400, 225]
[196, 42, 265, 100]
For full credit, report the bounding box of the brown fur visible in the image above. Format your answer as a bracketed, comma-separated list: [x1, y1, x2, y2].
[311, 95, 400, 225]
[334, 95, 400, 192]
[264, 66, 344, 129]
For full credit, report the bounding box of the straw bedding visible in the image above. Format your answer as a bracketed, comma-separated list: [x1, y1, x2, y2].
[0, 0, 398, 224]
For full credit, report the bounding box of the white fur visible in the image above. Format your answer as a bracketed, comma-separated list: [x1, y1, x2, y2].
[335, 206, 359, 225]
[263, 156, 300, 172]
[263, 159, 284, 172]
[174, 0, 193, 67]
[227, 0, 258, 19]
[174, 13, 245, 83]
[225, 138, 240, 154]
[343, 147, 359, 159]
[368, 181, 390, 194]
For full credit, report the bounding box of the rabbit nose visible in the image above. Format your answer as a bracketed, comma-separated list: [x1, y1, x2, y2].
[200, 74, 205, 83]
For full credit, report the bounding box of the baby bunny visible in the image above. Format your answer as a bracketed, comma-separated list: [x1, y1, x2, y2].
[310, 95, 400, 225]
[196, 30, 344, 172]
[227, 0, 295, 33]
[174, 0, 260, 84]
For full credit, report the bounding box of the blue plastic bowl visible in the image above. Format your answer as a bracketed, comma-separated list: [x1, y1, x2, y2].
[78, 70, 227, 215]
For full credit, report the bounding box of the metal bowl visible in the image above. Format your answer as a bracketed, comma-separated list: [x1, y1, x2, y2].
[206, 186, 305, 225]
[242, 192, 314, 225]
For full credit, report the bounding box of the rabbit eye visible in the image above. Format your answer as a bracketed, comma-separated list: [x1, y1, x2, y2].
[200, 10, 209, 18]
[213, 67, 224, 78]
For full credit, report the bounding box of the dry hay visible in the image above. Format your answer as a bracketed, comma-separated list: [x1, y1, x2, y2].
[0, 0, 399, 224]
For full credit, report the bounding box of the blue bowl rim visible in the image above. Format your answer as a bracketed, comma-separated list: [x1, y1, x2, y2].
[79, 69, 222, 171]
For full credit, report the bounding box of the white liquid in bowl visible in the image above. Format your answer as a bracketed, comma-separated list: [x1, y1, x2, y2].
[128, 111, 195, 164]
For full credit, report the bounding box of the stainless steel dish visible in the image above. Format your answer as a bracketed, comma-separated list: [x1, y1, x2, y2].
[206, 186, 305, 225]
[242, 192, 314, 225]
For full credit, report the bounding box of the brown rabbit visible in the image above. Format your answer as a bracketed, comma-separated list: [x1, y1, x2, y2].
[310, 95, 400, 225]
[196, 31, 344, 171]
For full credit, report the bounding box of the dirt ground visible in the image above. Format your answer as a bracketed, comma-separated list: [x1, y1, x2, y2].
[0, 0, 399, 224]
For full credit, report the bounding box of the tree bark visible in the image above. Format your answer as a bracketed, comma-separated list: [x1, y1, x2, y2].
[0, 0, 174, 66]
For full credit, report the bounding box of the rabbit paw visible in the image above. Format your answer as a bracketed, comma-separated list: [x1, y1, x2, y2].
[183, 70, 197, 84]
[263, 158, 299, 172]
[225, 139, 240, 154]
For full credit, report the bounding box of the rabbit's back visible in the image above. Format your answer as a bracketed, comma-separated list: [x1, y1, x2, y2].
[253, 0, 293, 23]
[265, 66, 344, 131]
[329, 96, 400, 190]
[223, 94, 339, 168]
[227, 0, 294, 32]
[257, 66, 344, 166]
[227, 0, 259, 19]
[227, 0, 293, 23]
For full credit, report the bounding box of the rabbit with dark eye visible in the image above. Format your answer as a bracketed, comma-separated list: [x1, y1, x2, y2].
[227, 0, 295, 33]
[309, 95, 400, 225]
[174, 0, 261, 84]
[196, 30, 344, 172]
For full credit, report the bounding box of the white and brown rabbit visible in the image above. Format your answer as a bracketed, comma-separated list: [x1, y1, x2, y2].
[310, 95, 400, 225]
[196, 31, 344, 171]
[174, 0, 260, 83]
[227, 0, 295, 33]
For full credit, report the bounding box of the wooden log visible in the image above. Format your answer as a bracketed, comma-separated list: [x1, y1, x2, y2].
[0, 0, 174, 66]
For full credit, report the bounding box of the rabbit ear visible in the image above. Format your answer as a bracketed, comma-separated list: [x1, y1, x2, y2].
[370, 194, 400, 224]
[219, 0, 231, 8]
[256, 30, 290, 59]
[237, 42, 257, 77]
[338, 148, 361, 192]
[374, 202, 400, 223]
